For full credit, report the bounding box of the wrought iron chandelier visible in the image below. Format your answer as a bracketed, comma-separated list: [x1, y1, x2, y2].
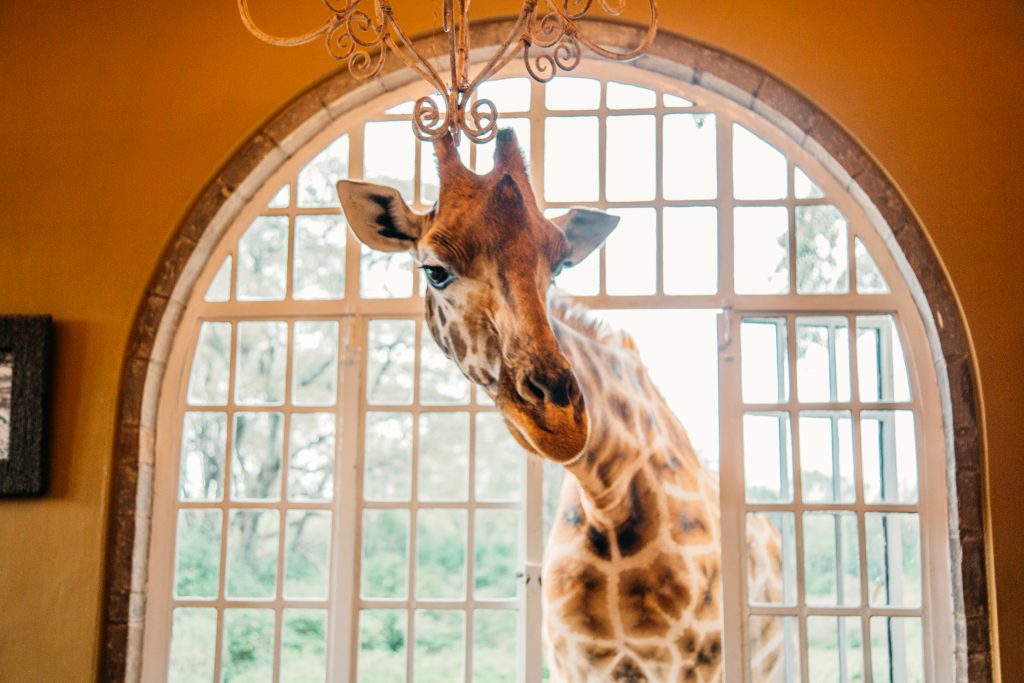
[238, 0, 658, 143]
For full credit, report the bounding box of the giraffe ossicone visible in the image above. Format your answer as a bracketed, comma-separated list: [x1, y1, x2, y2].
[338, 129, 782, 682]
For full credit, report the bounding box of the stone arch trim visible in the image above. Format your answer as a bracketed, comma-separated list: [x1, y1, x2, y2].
[99, 17, 993, 682]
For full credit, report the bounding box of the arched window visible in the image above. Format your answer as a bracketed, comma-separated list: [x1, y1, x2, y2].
[134, 58, 959, 683]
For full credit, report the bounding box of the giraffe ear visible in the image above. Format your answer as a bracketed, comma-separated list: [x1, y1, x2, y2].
[551, 208, 621, 267]
[336, 180, 428, 253]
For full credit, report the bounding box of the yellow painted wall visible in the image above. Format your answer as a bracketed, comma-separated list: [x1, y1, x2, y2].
[0, 2, 1019, 680]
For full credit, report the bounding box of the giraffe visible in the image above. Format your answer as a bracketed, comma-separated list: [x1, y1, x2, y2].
[337, 129, 783, 682]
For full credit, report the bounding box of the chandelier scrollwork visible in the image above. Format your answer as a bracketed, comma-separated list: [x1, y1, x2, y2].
[238, 0, 658, 144]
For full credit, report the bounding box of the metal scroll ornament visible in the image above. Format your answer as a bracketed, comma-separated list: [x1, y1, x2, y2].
[238, 0, 658, 143]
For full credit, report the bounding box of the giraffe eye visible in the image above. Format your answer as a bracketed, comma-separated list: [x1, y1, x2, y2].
[554, 259, 573, 277]
[422, 265, 455, 290]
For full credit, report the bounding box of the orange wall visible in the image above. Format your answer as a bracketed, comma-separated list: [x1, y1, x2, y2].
[0, 2, 1020, 680]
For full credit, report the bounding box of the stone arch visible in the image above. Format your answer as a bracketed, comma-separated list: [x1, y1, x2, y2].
[99, 18, 992, 682]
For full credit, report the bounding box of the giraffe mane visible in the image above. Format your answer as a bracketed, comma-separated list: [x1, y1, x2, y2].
[548, 296, 640, 354]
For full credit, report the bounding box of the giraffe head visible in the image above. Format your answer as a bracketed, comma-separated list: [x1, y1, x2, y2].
[337, 130, 618, 462]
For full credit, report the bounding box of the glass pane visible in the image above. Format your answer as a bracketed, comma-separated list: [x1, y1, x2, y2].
[545, 77, 600, 110]
[282, 609, 327, 683]
[237, 216, 288, 300]
[168, 608, 217, 683]
[663, 207, 717, 295]
[794, 167, 823, 198]
[549, 210, 599, 296]
[293, 321, 339, 406]
[364, 412, 412, 501]
[187, 322, 231, 405]
[358, 609, 406, 683]
[366, 320, 415, 404]
[414, 610, 465, 683]
[746, 511, 796, 606]
[866, 512, 921, 607]
[235, 321, 287, 406]
[298, 135, 349, 207]
[607, 81, 656, 109]
[364, 121, 415, 202]
[289, 413, 335, 501]
[204, 256, 231, 302]
[871, 617, 923, 683]
[803, 511, 860, 607]
[285, 510, 331, 599]
[475, 118, 531, 175]
[861, 411, 918, 504]
[416, 509, 467, 599]
[179, 411, 226, 501]
[473, 610, 517, 683]
[542, 458, 565, 549]
[733, 124, 787, 199]
[294, 215, 345, 300]
[663, 92, 693, 107]
[419, 412, 469, 502]
[606, 115, 656, 201]
[174, 509, 222, 599]
[796, 318, 850, 402]
[741, 319, 788, 404]
[421, 135, 471, 204]
[606, 208, 656, 295]
[856, 316, 911, 402]
[799, 413, 854, 503]
[806, 616, 863, 683]
[231, 412, 284, 500]
[476, 77, 531, 113]
[361, 245, 414, 299]
[475, 412, 523, 502]
[734, 206, 789, 294]
[222, 609, 275, 682]
[855, 237, 890, 294]
[743, 413, 793, 503]
[474, 510, 519, 599]
[420, 328, 470, 405]
[663, 113, 717, 200]
[268, 183, 290, 208]
[545, 117, 599, 201]
[226, 510, 279, 599]
[796, 205, 849, 294]
[749, 615, 801, 683]
[361, 509, 409, 599]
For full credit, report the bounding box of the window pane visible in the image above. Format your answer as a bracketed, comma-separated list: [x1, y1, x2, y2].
[222, 609, 275, 682]
[414, 610, 465, 683]
[293, 321, 339, 406]
[746, 512, 796, 606]
[741, 319, 788, 404]
[475, 510, 519, 599]
[796, 318, 850, 403]
[606, 115, 656, 201]
[361, 509, 409, 599]
[294, 215, 345, 300]
[749, 615, 801, 683]
[799, 413, 854, 503]
[475, 412, 523, 502]
[734, 206, 789, 294]
[268, 183, 290, 208]
[416, 509, 467, 600]
[663, 92, 694, 108]
[743, 413, 793, 503]
[366, 320, 415, 404]
[289, 413, 334, 501]
[861, 411, 918, 504]
[606, 208, 656, 295]
[298, 135, 349, 207]
[285, 510, 332, 599]
[545, 117, 599, 201]
[174, 509, 221, 599]
[231, 412, 284, 500]
[179, 411, 226, 501]
[473, 610, 517, 683]
[663, 207, 717, 295]
[420, 327, 470, 405]
[545, 77, 600, 110]
[235, 321, 287, 406]
[364, 412, 412, 501]
[733, 124, 787, 200]
[866, 512, 921, 607]
[168, 608, 217, 683]
[187, 322, 231, 405]
[205, 256, 231, 302]
[870, 617, 923, 683]
[226, 509, 279, 599]
[806, 616, 863, 683]
[419, 412, 469, 501]
[856, 316, 911, 402]
[803, 511, 860, 607]
[238, 216, 288, 301]
[358, 609, 407, 683]
[855, 237, 890, 294]
[796, 205, 849, 294]
[364, 121, 415, 202]
[794, 166, 823, 198]
[282, 609, 327, 683]
[361, 245, 414, 299]
[663, 113, 716, 200]
[607, 81, 656, 109]
[476, 77, 531, 113]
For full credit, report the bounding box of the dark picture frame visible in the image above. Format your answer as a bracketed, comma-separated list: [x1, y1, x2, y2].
[0, 316, 53, 496]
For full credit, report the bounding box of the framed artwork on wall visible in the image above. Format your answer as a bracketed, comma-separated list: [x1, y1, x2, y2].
[0, 315, 53, 497]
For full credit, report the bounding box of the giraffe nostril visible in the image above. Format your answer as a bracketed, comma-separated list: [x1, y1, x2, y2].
[522, 376, 547, 403]
[517, 370, 576, 407]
